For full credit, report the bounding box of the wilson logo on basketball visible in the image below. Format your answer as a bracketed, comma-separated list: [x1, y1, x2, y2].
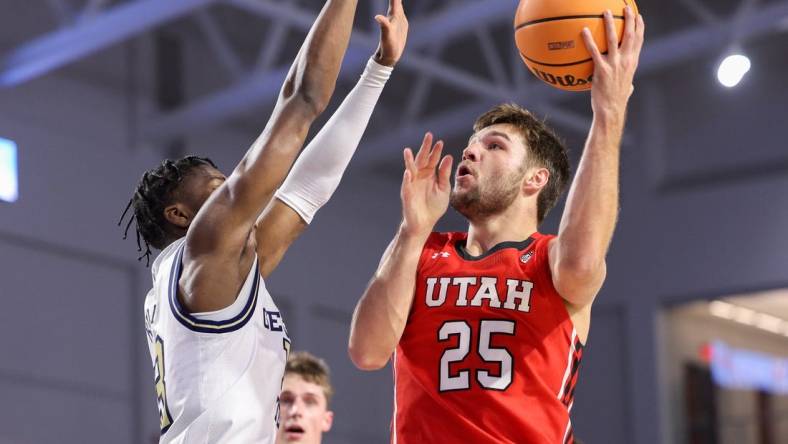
[530, 67, 593, 88]
[547, 41, 574, 51]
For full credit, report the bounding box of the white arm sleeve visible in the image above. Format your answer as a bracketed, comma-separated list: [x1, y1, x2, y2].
[274, 58, 393, 224]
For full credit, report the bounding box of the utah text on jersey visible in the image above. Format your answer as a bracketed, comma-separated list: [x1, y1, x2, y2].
[423, 276, 533, 312]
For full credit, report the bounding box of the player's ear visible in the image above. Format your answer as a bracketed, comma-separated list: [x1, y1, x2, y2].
[163, 203, 192, 229]
[322, 410, 334, 432]
[522, 167, 550, 196]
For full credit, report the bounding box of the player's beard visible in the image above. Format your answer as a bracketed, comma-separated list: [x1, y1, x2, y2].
[450, 168, 525, 221]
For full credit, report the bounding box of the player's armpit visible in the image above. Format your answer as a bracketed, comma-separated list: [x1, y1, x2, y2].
[254, 199, 308, 279]
[177, 101, 315, 313]
[547, 237, 606, 308]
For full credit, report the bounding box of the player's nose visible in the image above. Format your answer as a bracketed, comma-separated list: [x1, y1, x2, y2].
[286, 401, 302, 416]
[462, 144, 480, 162]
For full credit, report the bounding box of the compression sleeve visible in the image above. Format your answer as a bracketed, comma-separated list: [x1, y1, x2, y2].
[274, 57, 393, 223]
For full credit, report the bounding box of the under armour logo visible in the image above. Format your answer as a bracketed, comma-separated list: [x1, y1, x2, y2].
[432, 252, 451, 259]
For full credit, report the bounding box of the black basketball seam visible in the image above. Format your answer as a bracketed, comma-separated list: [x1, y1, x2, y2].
[517, 11, 626, 67]
[520, 51, 615, 68]
[520, 42, 619, 67]
[515, 14, 624, 31]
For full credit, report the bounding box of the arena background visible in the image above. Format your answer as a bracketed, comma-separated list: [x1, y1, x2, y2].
[1, 0, 787, 443]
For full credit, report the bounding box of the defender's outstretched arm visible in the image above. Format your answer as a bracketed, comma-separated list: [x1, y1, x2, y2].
[254, 0, 409, 279]
[181, 0, 359, 312]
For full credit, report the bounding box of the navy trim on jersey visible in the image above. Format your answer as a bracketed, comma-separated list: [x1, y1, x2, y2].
[167, 243, 259, 334]
[454, 237, 536, 261]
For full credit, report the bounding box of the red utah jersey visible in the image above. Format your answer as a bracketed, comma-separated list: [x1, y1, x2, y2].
[393, 232, 584, 444]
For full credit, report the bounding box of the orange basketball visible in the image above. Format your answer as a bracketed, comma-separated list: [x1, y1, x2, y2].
[515, 0, 639, 91]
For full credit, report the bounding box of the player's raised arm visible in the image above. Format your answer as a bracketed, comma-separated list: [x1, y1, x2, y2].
[181, 0, 359, 312]
[253, 0, 408, 279]
[548, 7, 645, 307]
[349, 134, 453, 370]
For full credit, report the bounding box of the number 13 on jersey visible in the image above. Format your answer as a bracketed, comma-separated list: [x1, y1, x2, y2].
[439, 320, 516, 392]
[154, 336, 174, 433]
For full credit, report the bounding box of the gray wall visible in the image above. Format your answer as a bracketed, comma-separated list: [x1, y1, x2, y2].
[1, 45, 787, 444]
[0, 70, 249, 443]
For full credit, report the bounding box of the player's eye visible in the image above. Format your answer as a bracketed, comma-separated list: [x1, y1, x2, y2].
[488, 143, 502, 150]
[209, 178, 224, 192]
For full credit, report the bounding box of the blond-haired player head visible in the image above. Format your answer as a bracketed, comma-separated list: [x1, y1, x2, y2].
[276, 352, 334, 444]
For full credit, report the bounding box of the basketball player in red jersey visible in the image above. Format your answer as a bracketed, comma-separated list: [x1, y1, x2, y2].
[348, 7, 644, 444]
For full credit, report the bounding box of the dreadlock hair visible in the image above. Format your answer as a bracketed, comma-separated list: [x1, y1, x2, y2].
[118, 156, 217, 266]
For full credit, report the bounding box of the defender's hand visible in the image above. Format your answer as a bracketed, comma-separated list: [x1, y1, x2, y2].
[582, 6, 645, 119]
[400, 133, 453, 238]
[374, 0, 408, 67]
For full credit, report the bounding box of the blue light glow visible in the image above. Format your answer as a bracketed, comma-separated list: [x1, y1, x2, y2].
[0, 137, 18, 202]
[709, 341, 788, 394]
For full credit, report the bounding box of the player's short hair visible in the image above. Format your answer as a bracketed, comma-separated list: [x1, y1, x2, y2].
[118, 156, 217, 263]
[473, 103, 570, 225]
[285, 351, 334, 405]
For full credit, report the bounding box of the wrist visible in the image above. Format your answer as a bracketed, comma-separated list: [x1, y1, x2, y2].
[373, 51, 397, 67]
[398, 222, 431, 245]
[592, 105, 626, 132]
[363, 57, 394, 87]
[366, 57, 395, 75]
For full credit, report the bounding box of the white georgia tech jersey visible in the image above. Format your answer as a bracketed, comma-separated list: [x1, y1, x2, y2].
[144, 238, 290, 444]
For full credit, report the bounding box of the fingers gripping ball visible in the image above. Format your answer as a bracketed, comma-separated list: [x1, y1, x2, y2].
[515, 0, 639, 91]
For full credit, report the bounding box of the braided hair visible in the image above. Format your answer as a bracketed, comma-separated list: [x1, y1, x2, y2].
[118, 156, 217, 266]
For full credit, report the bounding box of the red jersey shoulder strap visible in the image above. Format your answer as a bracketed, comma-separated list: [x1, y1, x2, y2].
[417, 232, 458, 269]
[530, 232, 555, 267]
[526, 232, 561, 295]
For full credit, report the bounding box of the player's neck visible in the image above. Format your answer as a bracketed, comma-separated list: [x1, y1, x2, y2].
[464, 204, 537, 256]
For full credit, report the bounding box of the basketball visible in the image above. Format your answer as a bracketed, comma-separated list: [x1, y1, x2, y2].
[515, 0, 639, 91]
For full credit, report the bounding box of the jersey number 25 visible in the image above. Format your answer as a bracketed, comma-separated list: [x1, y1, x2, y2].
[438, 320, 515, 392]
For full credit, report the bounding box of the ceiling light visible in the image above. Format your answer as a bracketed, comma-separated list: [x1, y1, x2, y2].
[717, 54, 751, 88]
[709, 300, 734, 319]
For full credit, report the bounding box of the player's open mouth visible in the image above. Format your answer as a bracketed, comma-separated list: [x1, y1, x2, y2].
[285, 425, 305, 439]
[457, 164, 474, 178]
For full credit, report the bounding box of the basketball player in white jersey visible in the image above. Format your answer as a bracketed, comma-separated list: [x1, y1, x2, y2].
[119, 1, 409, 442]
